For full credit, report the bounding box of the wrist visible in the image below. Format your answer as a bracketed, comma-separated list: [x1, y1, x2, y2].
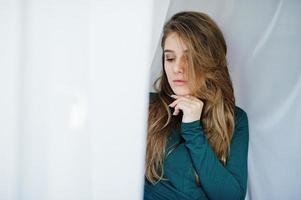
[182, 115, 201, 123]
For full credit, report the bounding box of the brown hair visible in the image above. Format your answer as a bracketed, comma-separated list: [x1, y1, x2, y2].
[145, 11, 235, 184]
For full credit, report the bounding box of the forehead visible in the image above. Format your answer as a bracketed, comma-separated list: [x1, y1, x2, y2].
[164, 32, 188, 53]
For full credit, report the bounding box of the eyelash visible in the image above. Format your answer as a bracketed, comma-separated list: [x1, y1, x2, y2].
[166, 58, 175, 62]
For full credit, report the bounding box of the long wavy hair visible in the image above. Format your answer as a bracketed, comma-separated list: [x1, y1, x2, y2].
[145, 11, 235, 184]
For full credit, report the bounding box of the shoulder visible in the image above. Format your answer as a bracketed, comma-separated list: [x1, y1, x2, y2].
[234, 106, 249, 130]
[149, 92, 158, 102]
[234, 106, 248, 121]
[149, 92, 158, 98]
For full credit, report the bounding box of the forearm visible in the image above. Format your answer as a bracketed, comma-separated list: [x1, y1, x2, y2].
[181, 120, 248, 200]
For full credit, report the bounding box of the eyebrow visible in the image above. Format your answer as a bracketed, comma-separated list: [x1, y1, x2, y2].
[164, 49, 189, 53]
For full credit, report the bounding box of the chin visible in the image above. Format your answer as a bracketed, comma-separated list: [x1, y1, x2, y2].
[172, 89, 190, 96]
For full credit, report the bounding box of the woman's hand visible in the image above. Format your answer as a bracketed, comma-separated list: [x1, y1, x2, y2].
[168, 94, 204, 123]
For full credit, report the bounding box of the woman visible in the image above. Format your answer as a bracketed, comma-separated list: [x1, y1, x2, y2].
[144, 11, 249, 200]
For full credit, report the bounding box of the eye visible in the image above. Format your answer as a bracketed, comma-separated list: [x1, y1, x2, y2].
[165, 58, 175, 62]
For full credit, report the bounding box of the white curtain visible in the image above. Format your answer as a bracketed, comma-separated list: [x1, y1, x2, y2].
[150, 0, 301, 199]
[0, 0, 170, 199]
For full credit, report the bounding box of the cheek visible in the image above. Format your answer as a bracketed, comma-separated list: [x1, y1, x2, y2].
[164, 62, 172, 78]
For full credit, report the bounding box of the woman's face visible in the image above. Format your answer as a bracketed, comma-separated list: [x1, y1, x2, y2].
[164, 32, 190, 96]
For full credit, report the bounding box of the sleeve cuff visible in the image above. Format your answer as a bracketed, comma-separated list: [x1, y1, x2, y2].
[181, 120, 205, 144]
[181, 120, 204, 134]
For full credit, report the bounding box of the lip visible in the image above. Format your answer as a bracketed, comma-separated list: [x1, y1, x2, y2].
[173, 80, 187, 86]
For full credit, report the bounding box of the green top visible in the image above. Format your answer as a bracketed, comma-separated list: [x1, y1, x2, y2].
[144, 93, 249, 200]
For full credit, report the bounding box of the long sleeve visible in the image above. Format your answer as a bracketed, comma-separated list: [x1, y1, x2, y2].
[181, 107, 249, 200]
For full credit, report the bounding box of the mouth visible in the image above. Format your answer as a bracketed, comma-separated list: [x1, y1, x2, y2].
[173, 80, 187, 86]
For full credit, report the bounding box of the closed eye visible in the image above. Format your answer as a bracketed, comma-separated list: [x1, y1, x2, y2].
[166, 58, 175, 62]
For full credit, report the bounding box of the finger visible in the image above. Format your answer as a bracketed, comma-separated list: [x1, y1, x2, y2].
[169, 98, 181, 107]
[171, 94, 196, 102]
[179, 95, 204, 107]
[171, 94, 193, 99]
[170, 94, 181, 99]
[173, 102, 184, 115]
[173, 105, 180, 115]
[172, 94, 193, 98]
[169, 97, 194, 107]
[184, 95, 199, 102]
[172, 101, 191, 115]
[177, 101, 191, 111]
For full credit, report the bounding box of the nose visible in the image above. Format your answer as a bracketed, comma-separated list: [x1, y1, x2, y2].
[174, 57, 187, 74]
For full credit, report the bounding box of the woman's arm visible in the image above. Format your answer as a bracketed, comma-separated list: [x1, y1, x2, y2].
[181, 107, 249, 200]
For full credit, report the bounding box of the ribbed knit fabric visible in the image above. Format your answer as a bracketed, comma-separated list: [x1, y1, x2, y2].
[144, 93, 249, 200]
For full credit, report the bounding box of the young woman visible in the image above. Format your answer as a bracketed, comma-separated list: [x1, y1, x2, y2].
[144, 11, 249, 200]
